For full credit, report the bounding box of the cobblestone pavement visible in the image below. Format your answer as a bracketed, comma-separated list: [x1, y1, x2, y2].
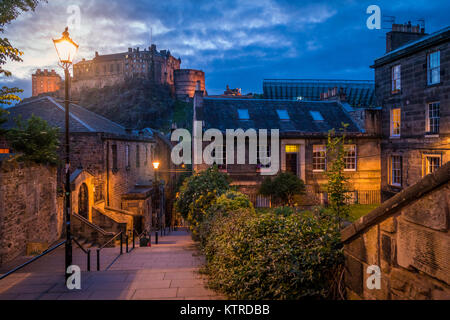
[0, 230, 225, 300]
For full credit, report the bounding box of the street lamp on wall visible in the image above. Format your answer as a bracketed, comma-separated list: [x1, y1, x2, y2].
[53, 27, 78, 281]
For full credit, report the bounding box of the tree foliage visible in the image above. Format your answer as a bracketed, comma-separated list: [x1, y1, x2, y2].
[325, 124, 351, 223]
[6, 114, 59, 164]
[0, 0, 42, 105]
[259, 171, 306, 206]
[175, 166, 230, 238]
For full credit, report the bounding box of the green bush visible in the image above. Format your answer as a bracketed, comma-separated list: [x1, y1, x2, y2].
[259, 172, 306, 206]
[175, 166, 230, 238]
[6, 115, 60, 165]
[203, 209, 343, 299]
[198, 190, 254, 247]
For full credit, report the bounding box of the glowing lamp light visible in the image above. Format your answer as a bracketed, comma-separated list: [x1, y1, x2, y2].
[53, 27, 79, 64]
[152, 161, 160, 170]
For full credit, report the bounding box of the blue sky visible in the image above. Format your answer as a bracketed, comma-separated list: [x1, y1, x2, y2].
[1, 0, 449, 100]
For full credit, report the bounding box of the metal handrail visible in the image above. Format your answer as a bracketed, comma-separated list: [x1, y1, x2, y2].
[0, 240, 67, 281]
[96, 231, 123, 271]
[130, 229, 148, 251]
[72, 238, 91, 272]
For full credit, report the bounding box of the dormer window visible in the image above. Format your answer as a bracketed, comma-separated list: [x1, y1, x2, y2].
[309, 111, 324, 121]
[237, 109, 249, 120]
[276, 110, 290, 121]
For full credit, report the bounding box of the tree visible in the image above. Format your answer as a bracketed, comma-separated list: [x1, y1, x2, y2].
[1, 0, 41, 105]
[325, 124, 351, 224]
[175, 166, 230, 237]
[259, 172, 305, 206]
[6, 114, 60, 164]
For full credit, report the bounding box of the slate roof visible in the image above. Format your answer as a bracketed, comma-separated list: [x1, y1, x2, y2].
[197, 98, 363, 135]
[373, 26, 450, 67]
[3, 96, 132, 136]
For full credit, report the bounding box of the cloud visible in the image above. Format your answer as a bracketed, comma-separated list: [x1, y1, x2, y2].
[1, 0, 449, 99]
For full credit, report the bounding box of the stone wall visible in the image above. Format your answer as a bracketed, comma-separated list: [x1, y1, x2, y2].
[341, 162, 450, 300]
[0, 160, 62, 265]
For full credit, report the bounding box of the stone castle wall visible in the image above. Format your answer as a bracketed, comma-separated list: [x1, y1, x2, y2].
[174, 69, 205, 99]
[0, 161, 62, 265]
[342, 162, 450, 300]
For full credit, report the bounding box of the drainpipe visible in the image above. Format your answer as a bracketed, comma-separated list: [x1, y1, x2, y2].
[106, 140, 110, 206]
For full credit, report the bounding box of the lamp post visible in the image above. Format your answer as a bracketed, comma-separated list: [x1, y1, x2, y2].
[152, 161, 161, 240]
[53, 27, 79, 280]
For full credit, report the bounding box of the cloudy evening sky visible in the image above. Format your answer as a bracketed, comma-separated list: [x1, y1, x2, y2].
[1, 0, 449, 100]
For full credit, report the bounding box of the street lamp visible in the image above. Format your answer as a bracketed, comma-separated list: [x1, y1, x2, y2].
[53, 27, 78, 280]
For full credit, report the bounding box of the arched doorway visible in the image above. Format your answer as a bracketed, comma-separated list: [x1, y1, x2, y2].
[78, 183, 89, 219]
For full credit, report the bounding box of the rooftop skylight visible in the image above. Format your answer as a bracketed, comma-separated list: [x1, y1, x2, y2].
[276, 109, 290, 120]
[309, 111, 324, 121]
[237, 109, 250, 120]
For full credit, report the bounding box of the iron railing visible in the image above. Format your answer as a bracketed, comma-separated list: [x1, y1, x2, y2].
[0, 240, 67, 281]
[96, 231, 124, 271]
[72, 237, 91, 272]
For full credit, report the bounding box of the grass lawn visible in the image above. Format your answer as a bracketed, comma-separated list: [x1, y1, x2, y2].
[348, 204, 379, 222]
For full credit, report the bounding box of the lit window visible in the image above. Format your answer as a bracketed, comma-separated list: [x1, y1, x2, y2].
[426, 102, 440, 134]
[313, 145, 326, 171]
[390, 108, 401, 137]
[285, 145, 299, 153]
[424, 155, 441, 176]
[309, 111, 324, 121]
[390, 155, 402, 186]
[344, 145, 357, 171]
[427, 51, 440, 85]
[237, 109, 249, 120]
[276, 110, 290, 120]
[392, 65, 401, 92]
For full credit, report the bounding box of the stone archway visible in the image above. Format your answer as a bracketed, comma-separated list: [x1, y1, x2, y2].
[78, 183, 89, 219]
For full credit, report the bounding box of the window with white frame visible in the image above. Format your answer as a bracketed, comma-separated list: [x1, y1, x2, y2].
[313, 145, 326, 171]
[392, 65, 401, 92]
[426, 102, 440, 134]
[390, 108, 401, 137]
[424, 155, 441, 176]
[427, 51, 440, 85]
[390, 155, 402, 187]
[344, 145, 357, 171]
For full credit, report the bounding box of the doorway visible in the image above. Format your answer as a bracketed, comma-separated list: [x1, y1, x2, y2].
[78, 183, 89, 219]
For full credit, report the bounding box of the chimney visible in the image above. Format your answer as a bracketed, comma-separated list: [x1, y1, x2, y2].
[386, 21, 427, 53]
[95, 51, 99, 57]
[128, 48, 132, 53]
[150, 44, 156, 52]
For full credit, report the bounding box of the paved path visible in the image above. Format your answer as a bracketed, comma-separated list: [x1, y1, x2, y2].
[0, 230, 225, 300]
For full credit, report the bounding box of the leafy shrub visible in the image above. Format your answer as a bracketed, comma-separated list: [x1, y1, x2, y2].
[259, 172, 306, 206]
[175, 166, 230, 238]
[203, 209, 343, 299]
[6, 115, 59, 165]
[273, 206, 295, 216]
[198, 190, 254, 247]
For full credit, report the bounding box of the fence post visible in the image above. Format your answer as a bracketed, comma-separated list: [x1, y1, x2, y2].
[96, 249, 100, 271]
[120, 232, 123, 255]
[155, 231, 158, 244]
[133, 231, 135, 250]
[87, 249, 91, 272]
[126, 235, 129, 253]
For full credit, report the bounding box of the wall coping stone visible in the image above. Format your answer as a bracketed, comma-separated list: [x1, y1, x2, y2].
[342, 161, 450, 243]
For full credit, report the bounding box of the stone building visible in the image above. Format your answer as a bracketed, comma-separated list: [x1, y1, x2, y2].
[372, 24, 450, 201]
[342, 162, 449, 300]
[174, 69, 205, 99]
[31, 69, 62, 96]
[72, 44, 181, 94]
[3, 96, 166, 244]
[192, 91, 382, 206]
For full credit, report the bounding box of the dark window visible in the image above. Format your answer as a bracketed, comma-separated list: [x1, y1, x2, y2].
[285, 153, 298, 176]
[390, 155, 402, 186]
[427, 102, 440, 134]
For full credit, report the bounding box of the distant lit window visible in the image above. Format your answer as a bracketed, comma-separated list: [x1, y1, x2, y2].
[309, 111, 324, 121]
[427, 51, 440, 85]
[237, 109, 250, 120]
[313, 145, 326, 171]
[390, 108, 401, 137]
[426, 102, 440, 134]
[390, 155, 402, 186]
[344, 145, 357, 171]
[276, 109, 290, 120]
[285, 145, 299, 153]
[424, 155, 441, 176]
[392, 64, 401, 92]
[0, 148, 10, 154]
